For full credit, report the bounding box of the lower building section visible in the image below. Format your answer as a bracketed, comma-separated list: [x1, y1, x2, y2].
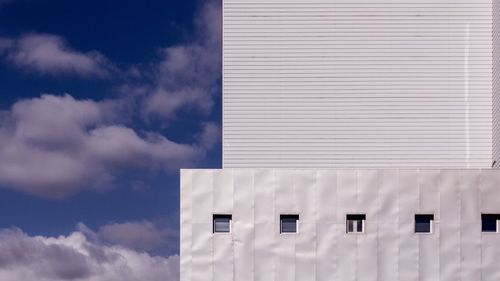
[180, 169, 500, 281]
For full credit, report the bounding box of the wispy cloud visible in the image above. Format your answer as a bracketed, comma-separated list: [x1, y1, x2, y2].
[0, 94, 210, 199]
[0, 34, 113, 78]
[0, 228, 179, 281]
[140, 0, 221, 119]
[0, 38, 12, 51]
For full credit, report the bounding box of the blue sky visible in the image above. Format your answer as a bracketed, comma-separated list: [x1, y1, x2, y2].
[0, 0, 221, 279]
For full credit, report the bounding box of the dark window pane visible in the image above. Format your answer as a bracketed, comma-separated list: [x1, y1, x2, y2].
[280, 215, 299, 233]
[281, 220, 297, 233]
[356, 220, 363, 232]
[415, 214, 434, 233]
[415, 222, 431, 233]
[347, 220, 354, 233]
[213, 215, 232, 233]
[482, 214, 499, 233]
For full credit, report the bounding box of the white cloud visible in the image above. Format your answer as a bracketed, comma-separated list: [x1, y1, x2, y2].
[89, 220, 176, 253]
[0, 34, 112, 78]
[142, 0, 221, 119]
[0, 0, 223, 198]
[0, 228, 179, 281]
[0, 94, 206, 198]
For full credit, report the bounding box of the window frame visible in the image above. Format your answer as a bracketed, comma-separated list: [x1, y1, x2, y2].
[414, 214, 434, 234]
[213, 214, 232, 234]
[280, 214, 299, 234]
[346, 214, 366, 234]
[481, 214, 500, 234]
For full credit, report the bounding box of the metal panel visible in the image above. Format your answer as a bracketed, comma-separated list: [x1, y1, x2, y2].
[336, 229, 357, 281]
[418, 170, 440, 215]
[336, 170, 357, 222]
[481, 235, 500, 281]
[191, 170, 213, 224]
[439, 171, 460, 281]
[398, 170, 419, 281]
[378, 223, 399, 281]
[213, 169, 234, 214]
[190, 223, 213, 281]
[213, 234, 234, 281]
[460, 223, 481, 280]
[232, 170, 254, 281]
[253, 170, 276, 281]
[315, 171, 338, 281]
[480, 169, 500, 212]
[419, 231, 440, 281]
[316, 222, 337, 281]
[357, 229, 378, 281]
[494, 0, 500, 167]
[276, 234, 295, 281]
[316, 170, 337, 224]
[223, 0, 493, 168]
[294, 170, 317, 281]
[181, 169, 500, 281]
[295, 221, 316, 281]
[180, 170, 193, 281]
[377, 170, 399, 281]
[254, 222, 275, 281]
[275, 170, 296, 216]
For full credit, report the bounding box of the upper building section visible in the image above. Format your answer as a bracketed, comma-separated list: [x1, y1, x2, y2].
[222, 0, 493, 168]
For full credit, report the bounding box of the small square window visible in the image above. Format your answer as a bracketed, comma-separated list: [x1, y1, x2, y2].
[415, 214, 434, 234]
[482, 214, 500, 233]
[346, 214, 365, 234]
[280, 215, 299, 234]
[213, 214, 232, 233]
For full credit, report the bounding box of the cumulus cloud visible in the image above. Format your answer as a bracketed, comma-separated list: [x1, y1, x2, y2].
[0, 34, 112, 77]
[0, 94, 206, 198]
[142, 0, 221, 119]
[0, 228, 179, 281]
[0, 0, 223, 198]
[94, 220, 176, 253]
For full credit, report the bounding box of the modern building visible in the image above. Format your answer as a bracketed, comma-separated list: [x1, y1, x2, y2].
[181, 1, 500, 280]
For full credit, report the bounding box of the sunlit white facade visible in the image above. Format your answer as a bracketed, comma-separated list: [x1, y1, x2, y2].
[181, 1, 500, 280]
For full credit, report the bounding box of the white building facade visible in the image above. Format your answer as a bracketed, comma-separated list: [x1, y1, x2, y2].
[181, 1, 500, 280]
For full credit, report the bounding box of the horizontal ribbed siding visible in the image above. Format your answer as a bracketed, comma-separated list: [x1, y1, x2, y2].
[494, 0, 500, 166]
[223, 0, 493, 168]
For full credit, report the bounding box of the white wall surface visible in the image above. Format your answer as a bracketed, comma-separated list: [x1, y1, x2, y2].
[222, 0, 493, 168]
[181, 168, 500, 281]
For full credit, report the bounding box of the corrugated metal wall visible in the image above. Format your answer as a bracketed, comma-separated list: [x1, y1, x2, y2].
[181, 168, 500, 281]
[493, 0, 500, 167]
[223, 0, 493, 168]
